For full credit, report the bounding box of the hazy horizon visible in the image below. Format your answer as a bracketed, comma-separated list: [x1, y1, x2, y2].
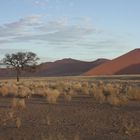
[0, 0, 139, 62]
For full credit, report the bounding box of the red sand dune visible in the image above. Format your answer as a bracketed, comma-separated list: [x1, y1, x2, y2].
[115, 63, 140, 75]
[83, 49, 140, 76]
[36, 58, 109, 76]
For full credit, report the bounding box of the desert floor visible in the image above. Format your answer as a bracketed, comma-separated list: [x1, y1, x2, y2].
[0, 76, 140, 140]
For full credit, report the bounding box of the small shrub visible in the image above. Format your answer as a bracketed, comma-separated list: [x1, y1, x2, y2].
[18, 99, 26, 109]
[69, 89, 77, 97]
[45, 89, 60, 104]
[11, 98, 18, 108]
[18, 86, 30, 98]
[11, 98, 26, 109]
[9, 111, 14, 119]
[81, 87, 89, 95]
[8, 84, 18, 97]
[91, 84, 105, 103]
[72, 82, 82, 93]
[127, 86, 140, 101]
[16, 117, 21, 128]
[46, 116, 51, 125]
[104, 83, 128, 106]
[32, 86, 46, 97]
[0, 85, 9, 96]
[107, 95, 128, 106]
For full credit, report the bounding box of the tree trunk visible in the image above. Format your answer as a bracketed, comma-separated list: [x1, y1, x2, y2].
[16, 69, 20, 82]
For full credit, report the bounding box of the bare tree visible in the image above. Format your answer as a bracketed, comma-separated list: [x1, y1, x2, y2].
[3, 52, 39, 82]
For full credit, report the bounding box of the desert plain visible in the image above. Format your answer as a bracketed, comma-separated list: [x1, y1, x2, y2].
[0, 76, 139, 140]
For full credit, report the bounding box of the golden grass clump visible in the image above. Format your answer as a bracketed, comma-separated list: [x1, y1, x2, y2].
[9, 111, 14, 119]
[36, 81, 46, 88]
[49, 82, 58, 90]
[80, 82, 89, 95]
[72, 82, 82, 93]
[0, 84, 9, 96]
[11, 98, 26, 109]
[8, 84, 18, 96]
[103, 83, 117, 98]
[45, 89, 60, 104]
[98, 80, 104, 86]
[16, 117, 21, 128]
[82, 82, 89, 87]
[68, 89, 78, 97]
[32, 86, 46, 97]
[89, 82, 128, 105]
[55, 82, 66, 92]
[104, 83, 115, 93]
[18, 85, 31, 98]
[104, 83, 128, 106]
[90, 84, 105, 103]
[94, 88, 105, 103]
[11, 98, 18, 108]
[107, 94, 128, 106]
[81, 87, 89, 95]
[18, 99, 26, 108]
[46, 116, 51, 125]
[127, 86, 140, 101]
[61, 82, 71, 93]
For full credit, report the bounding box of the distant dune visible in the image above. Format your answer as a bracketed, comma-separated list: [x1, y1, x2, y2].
[0, 58, 109, 77]
[83, 49, 140, 76]
[35, 58, 109, 76]
[115, 63, 140, 75]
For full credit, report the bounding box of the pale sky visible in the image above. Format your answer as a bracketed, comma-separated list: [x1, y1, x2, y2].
[0, 0, 140, 62]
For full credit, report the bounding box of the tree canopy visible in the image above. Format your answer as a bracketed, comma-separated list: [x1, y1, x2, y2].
[3, 52, 39, 81]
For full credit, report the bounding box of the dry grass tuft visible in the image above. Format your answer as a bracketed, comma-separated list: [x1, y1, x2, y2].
[81, 87, 89, 95]
[107, 95, 128, 106]
[104, 83, 128, 106]
[68, 89, 77, 97]
[64, 93, 72, 102]
[127, 86, 140, 101]
[90, 84, 105, 103]
[11, 98, 26, 109]
[72, 82, 82, 93]
[8, 84, 18, 96]
[46, 116, 51, 125]
[89, 82, 129, 105]
[0, 84, 9, 96]
[11, 98, 18, 108]
[45, 89, 60, 104]
[18, 85, 31, 98]
[18, 99, 26, 108]
[16, 117, 21, 128]
[9, 111, 14, 119]
[32, 86, 46, 97]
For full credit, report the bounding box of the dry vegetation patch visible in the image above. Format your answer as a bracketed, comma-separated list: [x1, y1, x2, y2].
[0, 77, 139, 140]
[0, 78, 139, 106]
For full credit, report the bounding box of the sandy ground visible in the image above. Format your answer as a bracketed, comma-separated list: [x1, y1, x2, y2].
[0, 94, 140, 140]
